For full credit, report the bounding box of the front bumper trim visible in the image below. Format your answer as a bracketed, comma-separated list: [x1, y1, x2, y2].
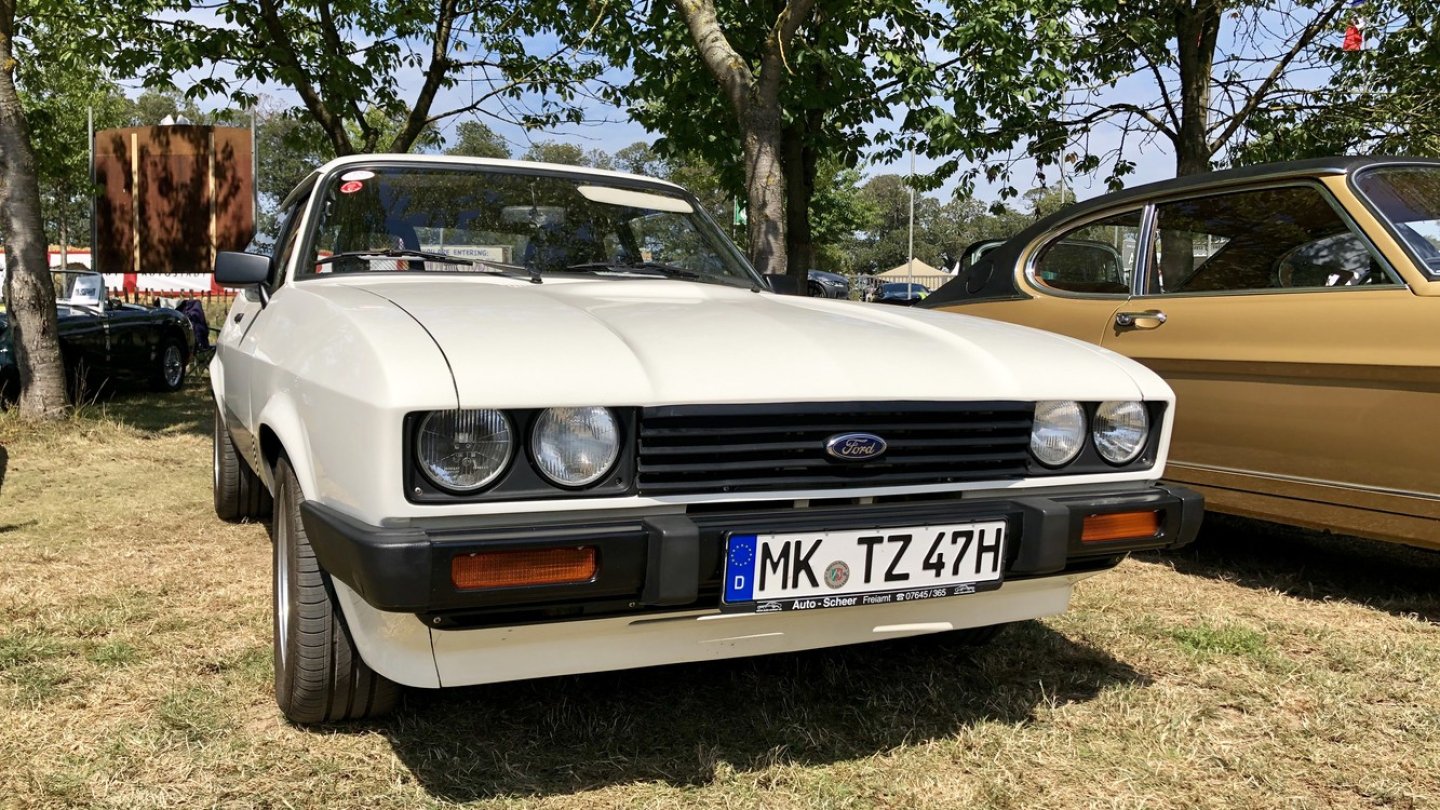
[300, 483, 1203, 619]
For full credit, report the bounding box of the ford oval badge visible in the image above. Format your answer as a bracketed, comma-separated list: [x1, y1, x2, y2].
[825, 432, 888, 461]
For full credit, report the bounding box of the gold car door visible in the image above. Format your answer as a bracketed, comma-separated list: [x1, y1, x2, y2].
[1099, 183, 1440, 541]
[948, 209, 1146, 344]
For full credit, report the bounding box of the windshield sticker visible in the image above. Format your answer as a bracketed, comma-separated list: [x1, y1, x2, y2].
[339, 180, 364, 194]
[340, 170, 375, 182]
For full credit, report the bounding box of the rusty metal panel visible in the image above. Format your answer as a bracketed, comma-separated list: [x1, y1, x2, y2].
[93, 125, 256, 275]
[214, 127, 255, 253]
[92, 127, 135, 274]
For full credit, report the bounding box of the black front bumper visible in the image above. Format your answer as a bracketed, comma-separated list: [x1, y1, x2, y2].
[301, 483, 1202, 628]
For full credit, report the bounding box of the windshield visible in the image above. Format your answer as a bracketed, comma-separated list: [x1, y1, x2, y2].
[301, 165, 760, 288]
[1355, 166, 1440, 277]
[52, 271, 105, 307]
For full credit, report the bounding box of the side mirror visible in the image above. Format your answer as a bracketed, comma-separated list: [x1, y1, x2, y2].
[762, 273, 799, 295]
[214, 251, 271, 287]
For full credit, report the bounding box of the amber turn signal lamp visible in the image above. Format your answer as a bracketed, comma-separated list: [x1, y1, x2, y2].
[451, 547, 598, 589]
[1081, 510, 1161, 543]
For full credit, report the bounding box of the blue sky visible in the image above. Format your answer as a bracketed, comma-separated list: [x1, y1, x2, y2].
[144, 9, 1202, 207]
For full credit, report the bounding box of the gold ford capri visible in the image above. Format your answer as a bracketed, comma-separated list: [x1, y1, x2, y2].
[923, 157, 1440, 550]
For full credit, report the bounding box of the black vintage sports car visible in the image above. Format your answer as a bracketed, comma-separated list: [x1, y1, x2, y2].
[0, 271, 197, 403]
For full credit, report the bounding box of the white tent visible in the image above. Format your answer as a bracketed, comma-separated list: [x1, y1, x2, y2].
[876, 259, 944, 280]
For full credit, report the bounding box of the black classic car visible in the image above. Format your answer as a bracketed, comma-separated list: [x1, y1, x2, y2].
[0, 271, 197, 403]
[871, 281, 931, 305]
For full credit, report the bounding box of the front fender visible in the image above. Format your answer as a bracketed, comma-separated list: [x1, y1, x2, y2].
[255, 393, 318, 500]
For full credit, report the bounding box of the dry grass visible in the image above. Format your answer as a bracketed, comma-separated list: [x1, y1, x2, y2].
[1, 388, 1439, 809]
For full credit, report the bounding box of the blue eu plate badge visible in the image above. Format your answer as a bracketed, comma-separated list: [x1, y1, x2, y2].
[724, 534, 757, 603]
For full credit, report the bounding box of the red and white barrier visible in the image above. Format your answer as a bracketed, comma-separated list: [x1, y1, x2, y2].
[0, 250, 224, 295]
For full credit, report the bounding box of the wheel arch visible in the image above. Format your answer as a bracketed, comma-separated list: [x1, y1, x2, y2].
[255, 395, 319, 500]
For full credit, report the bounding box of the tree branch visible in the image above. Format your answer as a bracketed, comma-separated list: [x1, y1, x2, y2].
[388, 0, 458, 152]
[671, 0, 753, 118]
[1207, 0, 1348, 151]
[256, 0, 353, 155]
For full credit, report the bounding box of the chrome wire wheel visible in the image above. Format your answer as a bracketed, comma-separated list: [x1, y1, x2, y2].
[162, 344, 184, 388]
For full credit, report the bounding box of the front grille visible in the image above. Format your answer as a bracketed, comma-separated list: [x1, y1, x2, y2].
[637, 401, 1034, 495]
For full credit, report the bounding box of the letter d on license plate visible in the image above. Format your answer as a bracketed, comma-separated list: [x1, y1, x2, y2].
[722, 520, 1006, 612]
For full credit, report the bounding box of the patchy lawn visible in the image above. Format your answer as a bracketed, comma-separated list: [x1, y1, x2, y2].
[1, 387, 1438, 809]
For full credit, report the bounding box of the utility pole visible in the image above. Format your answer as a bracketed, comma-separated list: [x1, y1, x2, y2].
[906, 147, 915, 286]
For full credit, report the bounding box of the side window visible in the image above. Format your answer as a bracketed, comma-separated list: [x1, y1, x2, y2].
[1149, 186, 1395, 294]
[1032, 210, 1143, 295]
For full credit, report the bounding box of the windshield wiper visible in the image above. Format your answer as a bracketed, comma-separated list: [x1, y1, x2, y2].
[562, 261, 708, 281]
[315, 249, 475, 267]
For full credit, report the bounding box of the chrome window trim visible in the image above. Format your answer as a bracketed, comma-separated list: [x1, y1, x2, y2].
[1134, 178, 1404, 297]
[1021, 205, 1148, 300]
[1132, 203, 1157, 297]
[1349, 163, 1440, 282]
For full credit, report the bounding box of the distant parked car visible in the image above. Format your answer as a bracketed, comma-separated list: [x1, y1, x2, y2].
[0, 270, 195, 403]
[872, 282, 930, 305]
[807, 269, 851, 298]
[924, 156, 1440, 550]
[211, 153, 1200, 723]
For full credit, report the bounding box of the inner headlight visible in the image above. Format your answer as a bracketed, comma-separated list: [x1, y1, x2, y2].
[1093, 401, 1149, 464]
[1030, 400, 1086, 467]
[531, 406, 621, 487]
[417, 409, 514, 492]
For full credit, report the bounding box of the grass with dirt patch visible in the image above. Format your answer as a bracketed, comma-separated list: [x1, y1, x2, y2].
[1, 388, 1438, 808]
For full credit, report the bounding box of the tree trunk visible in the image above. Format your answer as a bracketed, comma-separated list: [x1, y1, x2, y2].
[783, 122, 818, 288]
[741, 106, 787, 278]
[671, 0, 816, 284]
[1172, 1, 1220, 177]
[0, 0, 68, 418]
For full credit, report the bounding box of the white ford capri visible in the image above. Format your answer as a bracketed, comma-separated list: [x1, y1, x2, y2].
[211, 155, 1202, 723]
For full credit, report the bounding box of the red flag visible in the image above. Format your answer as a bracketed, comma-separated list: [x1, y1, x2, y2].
[1342, 24, 1363, 51]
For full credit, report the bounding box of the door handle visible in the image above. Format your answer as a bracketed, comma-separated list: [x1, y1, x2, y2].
[1115, 310, 1167, 330]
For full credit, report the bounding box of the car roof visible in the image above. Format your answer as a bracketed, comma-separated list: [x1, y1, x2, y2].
[920, 155, 1440, 308]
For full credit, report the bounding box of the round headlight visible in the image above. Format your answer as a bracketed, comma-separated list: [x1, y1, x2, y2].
[1030, 400, 1086, 467]
[531, 407, 621, 487]
[417, 409, 513, 492]
[1093, 401, 1149, 464]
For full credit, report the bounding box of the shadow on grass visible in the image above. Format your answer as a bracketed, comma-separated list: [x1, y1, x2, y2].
[75, 384, 210, 438]
[365, 621, 1142, 801]
[0, 442, 7, 500]
[1139, 513, 1440, 623]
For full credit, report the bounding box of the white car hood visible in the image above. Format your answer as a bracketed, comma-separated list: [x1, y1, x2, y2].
[321, 276, 1160, 408]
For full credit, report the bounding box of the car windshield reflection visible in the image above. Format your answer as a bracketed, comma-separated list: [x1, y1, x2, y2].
[1355, 166, 1440, 277]
[303, 166, 761, 289]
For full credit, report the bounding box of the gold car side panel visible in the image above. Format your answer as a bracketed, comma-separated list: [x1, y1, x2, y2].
[1101, 289, 1440, 535]
[937, 295, 1126, 345]
[937, 175, 1440, 549]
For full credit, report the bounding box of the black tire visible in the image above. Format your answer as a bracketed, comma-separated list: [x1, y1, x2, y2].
[151, 336, 187, 392]
[213, 403, 272, 522]
[807, 280, 826, 297]
[0, 368, 16, 407]
[272, 457, 399, 723]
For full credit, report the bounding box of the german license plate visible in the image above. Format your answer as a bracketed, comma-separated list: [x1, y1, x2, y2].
[721, 520, 1007, 613]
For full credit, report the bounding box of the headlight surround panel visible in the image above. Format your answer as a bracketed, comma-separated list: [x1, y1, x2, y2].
[406, 400, 1164, 503]
[405, 408, 638, 503]
[1026, 401, 1165, 476]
